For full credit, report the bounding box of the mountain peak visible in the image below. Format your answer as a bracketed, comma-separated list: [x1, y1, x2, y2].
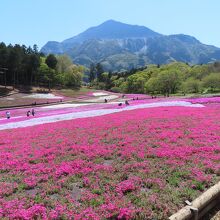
[101, 19, 120, 24]
[99, 19, 133, 27]
[98, 19, 149, 30]
[62, 20, 161, 45]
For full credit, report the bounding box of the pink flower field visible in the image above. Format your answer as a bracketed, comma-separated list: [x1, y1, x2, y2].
[0, 98, 220, 219]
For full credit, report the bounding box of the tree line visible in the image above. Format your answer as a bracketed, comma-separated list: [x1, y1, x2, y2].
[89, 62, 220, 96]
[0, 42, 84, 90]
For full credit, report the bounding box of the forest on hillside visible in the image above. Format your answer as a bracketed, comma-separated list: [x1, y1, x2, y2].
[0, 43, 84, 90]
[89, 62, 220, 96]
[1, 42, 220, 96]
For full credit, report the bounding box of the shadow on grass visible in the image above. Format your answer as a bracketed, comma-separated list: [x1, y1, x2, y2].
[0, 87, 12, 97]
[16, 85, 32, 94]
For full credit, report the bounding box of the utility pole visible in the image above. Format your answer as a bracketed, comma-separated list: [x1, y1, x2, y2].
[0, 67, 8, 88]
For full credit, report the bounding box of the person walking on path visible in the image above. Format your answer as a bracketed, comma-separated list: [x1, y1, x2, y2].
[27, 110, 31, 117]
[31, 109, 35, 116]
[6, 111, 10, 119]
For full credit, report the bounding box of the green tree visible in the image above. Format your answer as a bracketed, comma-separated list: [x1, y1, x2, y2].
[45, 54, 58, 69]
[190, 65, 209, 80]
[38, 61, 55, 91]
[27, 53, 40, 86]
[100, 72, 112, 90]
[96, 63, 104, 82]
[7, 45, 23, 88]
[63, 65, 84, 88]
[144, 77, 159, 95]
[126, 72, 151, 93]
[56, 55, 73, 73]
[203, 73, 220, 91]
[33, 44, 39, 54]
[157, 70, 181, 96]
[181, 78, 201, 94]
[89, 63, 96, 82]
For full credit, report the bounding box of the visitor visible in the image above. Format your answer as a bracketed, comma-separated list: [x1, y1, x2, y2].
[118, 103, 122, 106]
[125, 100, 129, 106]
[6, 111, 10, 119]
[27, 110, 31, 117]
[31, 109, 35, 116]
[104, 99, 108, 103]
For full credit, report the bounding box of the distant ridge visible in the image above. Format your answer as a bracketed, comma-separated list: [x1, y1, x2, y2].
[41, 20, 220, 71]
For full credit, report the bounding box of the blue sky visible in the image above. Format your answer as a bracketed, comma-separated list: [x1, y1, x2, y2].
[0, 0, 219, 49]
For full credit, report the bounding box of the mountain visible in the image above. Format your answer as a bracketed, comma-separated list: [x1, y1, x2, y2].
[41, 20, 220, 71]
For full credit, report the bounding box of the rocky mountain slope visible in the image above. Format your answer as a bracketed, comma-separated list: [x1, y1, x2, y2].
[41, 20, 220, 71]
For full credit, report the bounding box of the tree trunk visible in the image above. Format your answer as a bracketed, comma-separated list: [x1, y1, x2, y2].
[48, 80, 51, 92]
[30, 71, 33, 86]
[13, 71, 15, 90]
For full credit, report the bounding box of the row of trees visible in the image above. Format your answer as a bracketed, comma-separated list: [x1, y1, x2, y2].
[88, 63, 113, 90]
[0, 43, 84, 90]
[88, 63, 147, 90]
[90, 62, 220, 96]
[2, 42, 219, 95]
[0, 43, 40, 88]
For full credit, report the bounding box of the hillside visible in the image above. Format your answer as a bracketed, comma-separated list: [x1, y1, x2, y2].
[41, 20, 220, 71]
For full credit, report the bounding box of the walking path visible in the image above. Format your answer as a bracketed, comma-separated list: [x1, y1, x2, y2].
[0, 101, 204, 131]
